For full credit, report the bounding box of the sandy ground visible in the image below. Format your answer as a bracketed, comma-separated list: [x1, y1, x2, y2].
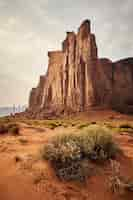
[0, 110, 133, 200]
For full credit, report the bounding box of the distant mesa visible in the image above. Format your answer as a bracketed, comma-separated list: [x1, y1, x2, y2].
[28, 19, 133, 118]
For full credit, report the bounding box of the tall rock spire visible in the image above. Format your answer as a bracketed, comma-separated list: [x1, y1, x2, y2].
[78, 20, 91, 37]
[28, 20, 133, 117]
[29, 19, 99, 113]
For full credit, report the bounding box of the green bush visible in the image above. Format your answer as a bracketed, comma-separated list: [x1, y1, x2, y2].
[41, 125, 119, 181]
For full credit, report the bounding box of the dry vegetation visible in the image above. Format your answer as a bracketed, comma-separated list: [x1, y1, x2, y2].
[0, 118, 20, 135]
[0, 113, 133, 200]
[41, 125, 120, 181]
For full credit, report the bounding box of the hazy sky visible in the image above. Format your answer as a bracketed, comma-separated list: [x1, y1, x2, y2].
[0, 0, 133, 107]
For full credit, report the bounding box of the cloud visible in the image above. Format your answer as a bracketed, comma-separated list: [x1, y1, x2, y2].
[0, 73, 31, 106]
[0, 0, 133, 106]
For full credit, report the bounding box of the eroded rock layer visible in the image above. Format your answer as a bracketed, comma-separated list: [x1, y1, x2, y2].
[28, 20, 133, 116]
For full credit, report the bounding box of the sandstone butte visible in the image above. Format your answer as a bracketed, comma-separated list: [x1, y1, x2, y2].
[28, 19, 133, 118]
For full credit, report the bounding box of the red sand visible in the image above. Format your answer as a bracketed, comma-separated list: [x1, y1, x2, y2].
[0, 111, 133, 200]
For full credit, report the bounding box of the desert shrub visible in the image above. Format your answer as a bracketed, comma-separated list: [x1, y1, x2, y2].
[103, 122, 115, 130]
[0, 124, 8, 134]
[41, 125, 119, 181]
[54, 159, 90, 182]
[6, 122, 17, 129]
[0, 122, 20, 135]
[90, 121, 96, 125]
[119, 123, 133, 129]
[33, 170, 48, 184]
[118, 123, 133, 134]
[71, 122, 77, 127]
[18, 138, 28, 144]
[108, 160, 123, 194]
[46, 121, 62, 129]
[77, 123, 90, 129]
[0, 117, 11, 124]
[108, 160, 133, 194]
[78, 125, 119, 161]
[10, 126, 19, 135]
[41, 136, 81, 163]
[6, 123, 20, 135]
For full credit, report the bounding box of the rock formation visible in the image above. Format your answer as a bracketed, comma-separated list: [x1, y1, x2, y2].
[28, 20, 133, 117]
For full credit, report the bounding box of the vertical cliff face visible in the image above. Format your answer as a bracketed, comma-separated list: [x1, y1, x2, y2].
[28, 20, 133, 116]
[29, 75, 46, 110]
[112, 59, 133, 107]
[41, 51, 65, 110]
[63, 20, 98, 111]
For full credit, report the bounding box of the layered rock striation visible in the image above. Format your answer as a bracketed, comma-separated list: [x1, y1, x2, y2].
[28, 20, 133, 117]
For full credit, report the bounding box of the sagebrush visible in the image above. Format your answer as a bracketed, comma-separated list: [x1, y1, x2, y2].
[41, 125, 120, 181]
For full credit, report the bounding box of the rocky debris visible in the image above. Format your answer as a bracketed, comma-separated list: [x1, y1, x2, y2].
[28, 19, 133, 118]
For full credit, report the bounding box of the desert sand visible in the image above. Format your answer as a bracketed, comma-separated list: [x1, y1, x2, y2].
[0, 110, 133, 200]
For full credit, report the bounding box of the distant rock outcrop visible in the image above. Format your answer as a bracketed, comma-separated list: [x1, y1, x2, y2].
[28, 20, 133, 118]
